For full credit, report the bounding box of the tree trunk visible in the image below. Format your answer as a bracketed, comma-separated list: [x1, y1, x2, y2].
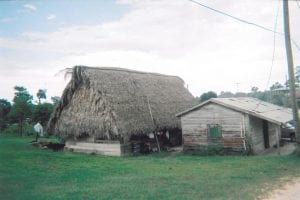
[19, 119, 23, 136]
[35, 131, 39, 142]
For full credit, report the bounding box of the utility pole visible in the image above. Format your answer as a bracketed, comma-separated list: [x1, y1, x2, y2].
[283, 0, 300, 151]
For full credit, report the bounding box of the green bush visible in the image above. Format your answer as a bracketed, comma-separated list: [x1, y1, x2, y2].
[1, 123, 34, 135]
[1, 124, 19, 135]
[207, 143, 225, 154]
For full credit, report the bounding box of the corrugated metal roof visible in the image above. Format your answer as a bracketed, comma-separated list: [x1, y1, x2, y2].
[177, 97, 293, 125]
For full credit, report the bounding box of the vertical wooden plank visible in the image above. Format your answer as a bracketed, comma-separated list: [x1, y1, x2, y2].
[242, 115, 246, 151]
[276, 125, 281, 155]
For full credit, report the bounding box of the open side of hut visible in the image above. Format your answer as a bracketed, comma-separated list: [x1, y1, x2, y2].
[47, 66, 198, 156]
[176, 97, 293, 155]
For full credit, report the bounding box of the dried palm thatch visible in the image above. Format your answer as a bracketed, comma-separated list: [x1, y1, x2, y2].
[47, 66, 197, 142]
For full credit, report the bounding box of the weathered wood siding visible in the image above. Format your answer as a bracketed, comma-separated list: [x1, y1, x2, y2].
[181, 103, 246, 153]
[65, 140, 122, 156]
[246, 115, 263, 154]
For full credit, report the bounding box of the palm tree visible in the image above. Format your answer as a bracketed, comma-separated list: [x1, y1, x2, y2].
[36, 89, 46, 104]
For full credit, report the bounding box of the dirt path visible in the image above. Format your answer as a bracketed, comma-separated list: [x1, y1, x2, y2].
[262, 142, 299, 199]
[264, 178, 300, 200]
[261, 142, 296, 156]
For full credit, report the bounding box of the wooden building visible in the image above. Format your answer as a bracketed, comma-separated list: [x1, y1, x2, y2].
[47, 66, 197, 156]
[176, 98, 293, 155]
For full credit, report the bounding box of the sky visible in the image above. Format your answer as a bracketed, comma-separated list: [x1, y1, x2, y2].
[0, 0, 300, 103]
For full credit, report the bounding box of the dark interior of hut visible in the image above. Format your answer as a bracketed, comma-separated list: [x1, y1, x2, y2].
[130, 128, 182, 154]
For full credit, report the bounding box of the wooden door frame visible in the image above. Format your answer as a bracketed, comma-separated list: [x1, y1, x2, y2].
[262, 120, 270, 149]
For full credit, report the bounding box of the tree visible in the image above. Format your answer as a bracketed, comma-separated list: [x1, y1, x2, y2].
[8, 86, 33, 135]
[270, 82, 284, 91]
[36, 89, 46, 104]
[13, 86, 32, 102]
[284, 66, 300, 89]
[51, 96, 60, 106]
[199, 91, 217, 102]
[0, 99, 11, 131]
[32, 103, 54, 126]
[235, 92, 247, 97]
[219, 91, 235, 98]
[254, 91, 269, 102]
[251, 86, 259, 93]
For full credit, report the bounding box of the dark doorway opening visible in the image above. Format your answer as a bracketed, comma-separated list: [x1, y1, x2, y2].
[262, 120, 270, 148]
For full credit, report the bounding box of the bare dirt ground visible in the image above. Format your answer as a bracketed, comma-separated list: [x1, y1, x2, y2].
[262, 142, 299, 200]
[263, 178, 300, 200]
[261, 141, 296, 156]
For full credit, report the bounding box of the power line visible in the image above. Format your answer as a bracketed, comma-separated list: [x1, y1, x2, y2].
[187, 0, 300, 52]
[253, 0, 280, 111]
[292, 39, 300, 51]
[266, 0, 280, 89]
[187, 0, 288, 110]
[188, 0, 276, 33]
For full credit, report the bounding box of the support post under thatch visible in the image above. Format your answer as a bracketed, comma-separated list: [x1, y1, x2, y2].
[147, 96, 161, 152]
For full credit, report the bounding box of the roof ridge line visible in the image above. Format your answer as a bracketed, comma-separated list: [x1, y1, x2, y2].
[74, 65, 182, 79]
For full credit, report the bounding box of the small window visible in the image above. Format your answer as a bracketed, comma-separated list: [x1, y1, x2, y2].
[208, 124, 222, 138]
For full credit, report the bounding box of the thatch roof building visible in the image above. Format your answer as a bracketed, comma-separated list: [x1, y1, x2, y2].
[47, 66, 197, 155]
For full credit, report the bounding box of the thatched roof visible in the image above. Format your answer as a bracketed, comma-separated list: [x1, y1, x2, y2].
[47, 66, 197, 141]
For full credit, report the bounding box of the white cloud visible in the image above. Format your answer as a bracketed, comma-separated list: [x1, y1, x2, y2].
[23, 4, 37, 11]
[47, 14, 56, 20]
[1, 0, 300, 100]
[0, 17, 14, 23]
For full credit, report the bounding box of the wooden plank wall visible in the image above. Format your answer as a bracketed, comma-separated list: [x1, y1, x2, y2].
[246, 115, 264, 154]
[268, 123, 279, 148]
[181, 103, 246, 153]
[65, 140, 122, 156]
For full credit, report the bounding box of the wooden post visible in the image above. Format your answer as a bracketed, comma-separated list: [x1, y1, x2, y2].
[35, 131, 39, 142]
[154, 132, 161, 152]
[283, 0, 300, 152]
[147, 96, 161, 152]
[276, 125, 281, 155]
[242, 115, 247, 151]
[20, 119, 23, 136]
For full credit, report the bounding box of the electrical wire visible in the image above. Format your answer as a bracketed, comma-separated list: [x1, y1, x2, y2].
[292, 39, 300, 51]
[253, 0, 280, 111]
[187, 0, 287, 110]
[187, 0, 300, 52]
[292, 0, 300, 51]
[266, 0, 280, 89]
[188, 0, 276, 33]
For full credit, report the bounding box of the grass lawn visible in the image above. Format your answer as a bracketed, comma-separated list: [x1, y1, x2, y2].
[1, 135, 300, 200]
